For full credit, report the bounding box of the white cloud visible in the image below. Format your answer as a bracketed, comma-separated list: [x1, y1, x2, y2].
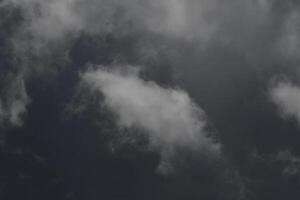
[82, 67, 219, 173]
[270, 81, 300, 122]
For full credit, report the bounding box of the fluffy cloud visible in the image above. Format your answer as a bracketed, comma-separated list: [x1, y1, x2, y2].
[270, 81, 300, 122]
[82, 67, 219, 173]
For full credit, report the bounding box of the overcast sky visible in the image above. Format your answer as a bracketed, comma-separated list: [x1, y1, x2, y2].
[1, 0, 300, 199]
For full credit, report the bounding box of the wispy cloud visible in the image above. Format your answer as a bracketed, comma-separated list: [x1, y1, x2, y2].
[277, 10, 300, 60]
[0, 76, 29, 127]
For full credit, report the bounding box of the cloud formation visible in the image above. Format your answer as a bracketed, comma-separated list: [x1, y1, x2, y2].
[276, 150, 300, 176]
[2, 0, 273, 42]
[82, 67, 219, 173]
[2, 0, 300, 198]
[277, 10, 300, 60]
[270, 81, 300, 123]
[0, 76, 29, 126]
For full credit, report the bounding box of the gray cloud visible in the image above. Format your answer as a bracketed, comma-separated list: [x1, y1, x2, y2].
[2, 0, 274, 43]
[270, 81, 300, 123]
[2, 0, 293, 72]
[0, 76, 29, 127]
[2, 1, 300, 198]
[0, 0, 280, 130]
[277, 10, 300, 60]
[276, 150, 300, 176]
[82, 67, 219, 173]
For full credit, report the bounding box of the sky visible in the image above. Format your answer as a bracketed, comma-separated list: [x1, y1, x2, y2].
[1, 0, 300, 199]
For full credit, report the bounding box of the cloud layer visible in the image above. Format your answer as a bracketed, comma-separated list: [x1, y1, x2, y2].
[2, 0, 300, 199]
[0, 0, 295, 129]
[2, 0, 274, 42]
[82, 67, 219, 173]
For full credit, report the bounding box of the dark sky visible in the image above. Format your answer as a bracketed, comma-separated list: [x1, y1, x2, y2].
[1, 0, 300, 200]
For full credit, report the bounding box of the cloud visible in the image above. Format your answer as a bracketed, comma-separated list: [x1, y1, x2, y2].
[0, 76, 29, 127]
[276, 10, 300, 60]
[0, 0, 280, 82]
[270, 80, 300, 123]
[82, 67, 219, 173]
[1, 0, 198, 42]
[276, 150, 300, 176]
[2, 0, 273, 43]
